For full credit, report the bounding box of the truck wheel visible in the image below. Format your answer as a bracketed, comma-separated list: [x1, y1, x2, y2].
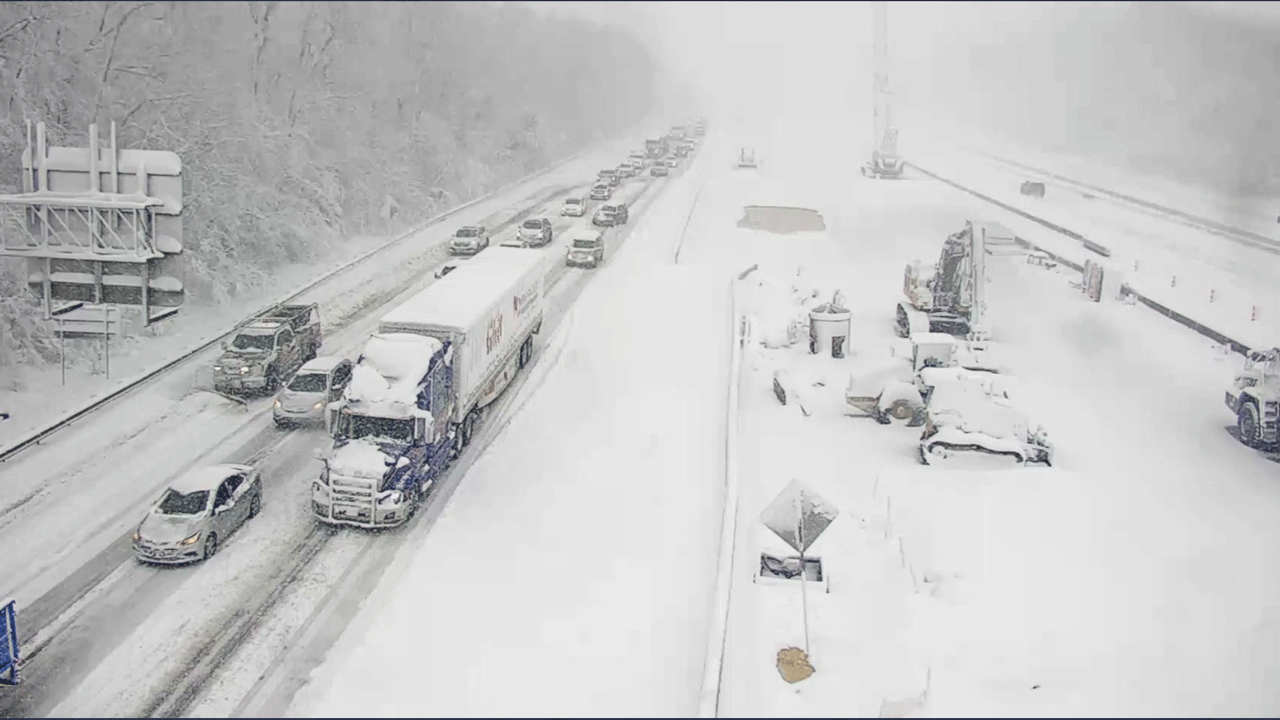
[461, 411, 476, 447]
[1239, 403, 1261, 448]
[519, 337, 533, 369]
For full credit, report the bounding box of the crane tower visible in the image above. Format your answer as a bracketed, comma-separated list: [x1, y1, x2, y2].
[862, 0, 904, 178]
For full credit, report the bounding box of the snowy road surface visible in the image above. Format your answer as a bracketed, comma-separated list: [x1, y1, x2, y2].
[287, 136, 731, 718]
[708, 117, 1280, 716]
[0, 136, 681, 717]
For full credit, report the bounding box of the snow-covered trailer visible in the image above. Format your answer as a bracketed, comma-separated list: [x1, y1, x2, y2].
[313, 248, 545, 528]
[377, 246, 545, 443]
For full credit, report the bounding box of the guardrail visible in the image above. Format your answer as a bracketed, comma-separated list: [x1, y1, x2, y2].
[980, 152, 1280, 257]
[0, 129, 636, 464]
[907, 161, 1261, 357]
[697, 264, 756, 719]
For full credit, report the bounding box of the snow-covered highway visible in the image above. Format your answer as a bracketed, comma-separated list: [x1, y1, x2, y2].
[0, 135, 681, 717]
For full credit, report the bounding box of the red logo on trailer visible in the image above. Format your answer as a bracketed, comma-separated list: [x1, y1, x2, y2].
[486, 314, 504, 355]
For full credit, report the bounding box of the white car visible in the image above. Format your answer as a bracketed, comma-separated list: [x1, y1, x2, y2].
[273, 356, 353, 427]
[132, 465, 264, 564]
[566, 230, 605, 268]
[449, 225, 490, 255]
[561, 196, 586, 217]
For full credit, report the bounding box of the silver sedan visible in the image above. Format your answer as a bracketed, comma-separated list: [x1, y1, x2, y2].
[132, 464, 263, 565]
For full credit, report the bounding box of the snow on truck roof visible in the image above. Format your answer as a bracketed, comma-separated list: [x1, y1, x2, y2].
[379, 247, 544, 333]
[346, 333, 443, 411]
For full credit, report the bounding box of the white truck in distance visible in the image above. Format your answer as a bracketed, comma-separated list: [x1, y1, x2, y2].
[313, 247, 546, 528]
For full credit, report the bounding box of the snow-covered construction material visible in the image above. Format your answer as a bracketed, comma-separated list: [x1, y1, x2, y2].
[909, 148, 1280, 352]
[378, 246, 545, 422]
[346, 333, 443, 419]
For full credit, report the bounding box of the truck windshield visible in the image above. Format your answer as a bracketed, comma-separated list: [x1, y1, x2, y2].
[288, 373, 327, 392]
[231, 333, 274, 351]
[342, 413, 413, 443]
[157, 489, 209, 515]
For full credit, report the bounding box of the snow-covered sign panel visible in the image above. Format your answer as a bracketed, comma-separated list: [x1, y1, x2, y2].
[760, 479, 838, 554]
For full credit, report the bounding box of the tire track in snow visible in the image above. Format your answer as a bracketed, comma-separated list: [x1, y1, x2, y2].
[0, 183, 590, 719]
[192, 165, 696, 718]
[147, 170, 682, 717]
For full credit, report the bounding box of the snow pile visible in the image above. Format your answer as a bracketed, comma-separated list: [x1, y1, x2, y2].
[328, 438, 391, 480]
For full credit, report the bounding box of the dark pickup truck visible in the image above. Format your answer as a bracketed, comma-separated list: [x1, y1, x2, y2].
[213, 304, 322, 395]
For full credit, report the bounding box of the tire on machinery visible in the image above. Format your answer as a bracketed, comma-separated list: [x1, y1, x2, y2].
[1239, 402, 1262, 449]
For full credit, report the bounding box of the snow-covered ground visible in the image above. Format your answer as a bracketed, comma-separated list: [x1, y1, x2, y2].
[0, 134, 681, 717]
[286, 135, 730, 718]
[907, 146, 1280, 351]
[705, 117, 1280, 716]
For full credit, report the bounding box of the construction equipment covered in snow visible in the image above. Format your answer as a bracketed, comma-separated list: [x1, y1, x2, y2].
[917, 376, 1053, 468]
[1226, 347, 1280, 450]
[845, 332, 999, 425]
[896, 220, 1017, 340]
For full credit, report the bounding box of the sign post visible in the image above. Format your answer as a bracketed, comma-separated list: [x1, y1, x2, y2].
[760, 479, 839, 660]
[0, 597, 18, 685]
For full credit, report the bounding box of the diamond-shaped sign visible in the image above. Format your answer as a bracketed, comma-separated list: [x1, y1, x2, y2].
[760, 479, 838, 554]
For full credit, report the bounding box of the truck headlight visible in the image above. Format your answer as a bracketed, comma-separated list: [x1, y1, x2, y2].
[239, 366, 251, 375]
[213, 365, 222, 372]
[313, 402, 324, 410]
[275, 399, 282, 408]
[181, 532, 201, 546]
[132, 528, 141, 543]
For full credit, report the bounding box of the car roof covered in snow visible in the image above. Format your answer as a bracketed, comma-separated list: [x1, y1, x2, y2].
[168, 464, 245, 493]
[379, 247, 544, 333]
[298, 355, 348, 374]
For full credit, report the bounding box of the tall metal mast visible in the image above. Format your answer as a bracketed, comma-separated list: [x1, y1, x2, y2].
[864, 0, 903, 178]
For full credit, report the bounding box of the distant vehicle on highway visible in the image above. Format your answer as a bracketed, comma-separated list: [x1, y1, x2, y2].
[132, 464, 264, 564]
[566, 230, 605, 268]
[214, 304, 321, 396]
[449, 225, 490, 256]
[590, 183, 612, 201]
[273, 356, 353, 427]
[561, 195, 587, 217]
[650, 163, 669, 177]
[593, 203, 629, 227]
[518, 217, 554, 247]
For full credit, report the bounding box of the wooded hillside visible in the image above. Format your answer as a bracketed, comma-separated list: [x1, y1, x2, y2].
[0, 1, 655, 370]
